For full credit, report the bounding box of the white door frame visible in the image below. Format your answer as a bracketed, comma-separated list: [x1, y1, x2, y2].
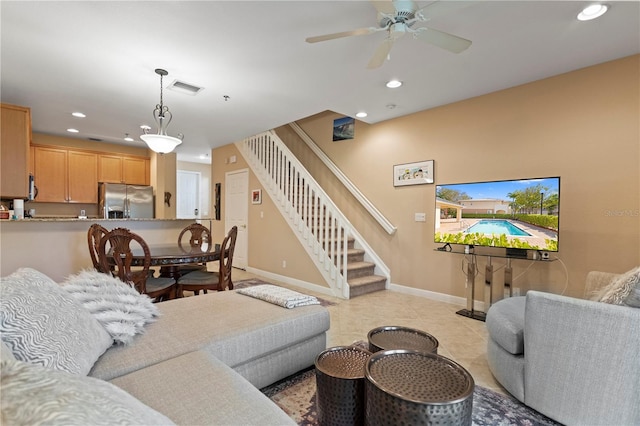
[225, 169, 248, 270]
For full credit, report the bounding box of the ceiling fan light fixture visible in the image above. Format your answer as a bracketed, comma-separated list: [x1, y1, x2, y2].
[577, 4, 608, 21]
[386, 79, 402, 88]
[140, 68, 184, 154]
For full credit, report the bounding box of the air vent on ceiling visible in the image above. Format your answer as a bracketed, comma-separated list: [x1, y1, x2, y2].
[167, 79, 204, 96]
[88, 137, 102, 141]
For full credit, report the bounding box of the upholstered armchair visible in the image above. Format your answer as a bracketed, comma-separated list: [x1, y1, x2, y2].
[486, 270, 640, 425]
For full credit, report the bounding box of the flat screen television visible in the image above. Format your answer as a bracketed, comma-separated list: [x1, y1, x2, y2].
[434, 176, 560, 253]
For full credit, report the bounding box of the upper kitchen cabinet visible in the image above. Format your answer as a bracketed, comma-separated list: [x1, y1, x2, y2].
[98, 154, 149, 185]
[1, 103, 31, 199]
[33, 146, 98, 203]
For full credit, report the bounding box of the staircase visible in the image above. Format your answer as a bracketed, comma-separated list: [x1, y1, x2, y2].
[236, 131, 389, 299]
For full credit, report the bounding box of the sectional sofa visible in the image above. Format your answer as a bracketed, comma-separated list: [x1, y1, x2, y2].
[1, 268, 330, 425]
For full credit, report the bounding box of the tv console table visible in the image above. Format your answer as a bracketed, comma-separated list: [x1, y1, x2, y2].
[435, 247, 554, 321]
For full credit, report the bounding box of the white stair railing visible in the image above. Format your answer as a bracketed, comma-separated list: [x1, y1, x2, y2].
[236, 130, 390, 298]
[288, 122, 397, 235]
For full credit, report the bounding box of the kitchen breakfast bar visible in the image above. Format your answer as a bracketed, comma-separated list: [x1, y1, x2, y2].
[0, 218, 213, 282]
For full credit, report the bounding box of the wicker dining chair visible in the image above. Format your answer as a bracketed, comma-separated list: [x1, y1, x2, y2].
[97, 227, 176, 302]
[176, 222, 213, 276]
[176, 226, 237, 297]
[87, 223, 109, 273]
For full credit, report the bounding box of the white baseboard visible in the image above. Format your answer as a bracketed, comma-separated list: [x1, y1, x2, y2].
[389, 282, 486, 311]
[244, 267, 337, 298]
[244, 268, 486, 311]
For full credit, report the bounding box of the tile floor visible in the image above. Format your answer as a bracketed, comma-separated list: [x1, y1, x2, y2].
[231, 269, 507, 395]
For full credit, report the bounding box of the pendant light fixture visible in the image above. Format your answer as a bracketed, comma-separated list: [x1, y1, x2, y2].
[140, 68, 184, 154]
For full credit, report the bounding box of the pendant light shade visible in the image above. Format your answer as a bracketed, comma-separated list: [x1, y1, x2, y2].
[140, 68, 183, 153]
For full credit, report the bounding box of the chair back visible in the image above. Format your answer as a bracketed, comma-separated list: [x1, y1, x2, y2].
[87, 223, 108, 272]
[219, 226, 238, 290]
[98, 227, 151, 294]
[178, 223, 212, 252]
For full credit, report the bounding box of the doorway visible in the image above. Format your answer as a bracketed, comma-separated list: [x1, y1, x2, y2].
[177, 170, 200, 219]
[225, 169, 248, 270]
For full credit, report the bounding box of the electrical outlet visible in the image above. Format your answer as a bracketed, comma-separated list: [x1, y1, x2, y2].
[282, 260, 286, 268]
[513, 287, 521, 297]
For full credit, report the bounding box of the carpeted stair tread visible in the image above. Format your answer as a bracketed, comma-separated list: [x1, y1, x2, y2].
[348, 274, 386, 298]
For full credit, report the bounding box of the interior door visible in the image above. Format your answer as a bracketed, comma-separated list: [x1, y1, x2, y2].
[177, 170, 200, 219]
[225, 169, 248, 270]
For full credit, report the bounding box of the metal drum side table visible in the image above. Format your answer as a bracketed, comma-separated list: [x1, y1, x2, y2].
[365, 349, 475, 426]
[315, 345, 372, 426]
[368, 326, 439, 354]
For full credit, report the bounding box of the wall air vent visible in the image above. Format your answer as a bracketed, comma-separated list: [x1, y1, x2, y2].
[167, 79, 204, 96]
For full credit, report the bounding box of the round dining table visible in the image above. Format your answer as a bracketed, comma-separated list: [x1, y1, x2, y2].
[124, 242, 224, 279]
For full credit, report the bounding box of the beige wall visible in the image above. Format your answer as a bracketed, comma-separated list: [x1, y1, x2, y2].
[216, 55, 639, 299]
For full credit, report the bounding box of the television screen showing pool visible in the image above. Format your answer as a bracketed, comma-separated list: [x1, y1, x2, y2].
[434, 177, 560, 252]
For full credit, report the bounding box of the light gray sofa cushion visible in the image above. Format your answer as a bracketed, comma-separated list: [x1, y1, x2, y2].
[90, 290, 329, 381]
[485, 296, 526, 355]
[1, 358, 175, 425]
[109, 349, 296, 425]
[0, 268, 113, 375]
[524, 291, 640, 425]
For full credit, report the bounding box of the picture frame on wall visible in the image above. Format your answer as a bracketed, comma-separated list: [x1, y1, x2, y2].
[393, 160, 434, 187]
[251, 189, 262, 204]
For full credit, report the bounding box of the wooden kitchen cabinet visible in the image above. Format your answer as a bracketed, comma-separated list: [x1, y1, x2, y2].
[123, 156, 149, 185]
[68, 150, 98, 203]
[1, 103, 31, 199]
[33, 146, 98, 203]
[98, 154, 149, 185]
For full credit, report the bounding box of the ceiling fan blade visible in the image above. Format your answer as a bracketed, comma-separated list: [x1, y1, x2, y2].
[306, 27, 379, 43]
[413, 27, 471, 53]
[367, 38, 395, 69]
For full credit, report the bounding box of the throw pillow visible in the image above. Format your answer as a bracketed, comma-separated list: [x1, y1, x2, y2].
[61, 270, 160, 345]
[0, 358, 175, 425]
[237, 284, 320, 308]
[598, 266, 640, 307]
[0, 268, 113, 376]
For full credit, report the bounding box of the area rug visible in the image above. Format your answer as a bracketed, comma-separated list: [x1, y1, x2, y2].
[261, 366, 561, 426]
[233, 279, 336, 307]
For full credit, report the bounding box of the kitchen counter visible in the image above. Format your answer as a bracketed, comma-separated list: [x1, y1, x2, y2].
[0, 218, 216, 281]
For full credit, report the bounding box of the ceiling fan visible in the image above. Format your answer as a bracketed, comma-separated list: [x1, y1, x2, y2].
[305, 0, 472, 69]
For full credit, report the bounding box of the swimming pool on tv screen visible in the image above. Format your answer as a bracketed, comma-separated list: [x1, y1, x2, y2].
[465, 220, 531, 237]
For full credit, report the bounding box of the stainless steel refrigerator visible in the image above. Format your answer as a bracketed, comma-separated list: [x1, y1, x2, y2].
[98, 183, 154, 219]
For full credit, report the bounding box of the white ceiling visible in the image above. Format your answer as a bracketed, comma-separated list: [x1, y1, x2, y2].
[2, 1, 638, 164]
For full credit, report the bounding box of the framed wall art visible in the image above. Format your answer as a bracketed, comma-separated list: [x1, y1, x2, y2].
[393, 160, 434, 187]
[251, 189, 262, 204]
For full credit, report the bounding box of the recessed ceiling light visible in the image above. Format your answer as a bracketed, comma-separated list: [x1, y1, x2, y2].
[356, 112, 368, 118]
[124, 134, 134, 142]
[386, 79, 402, 89]
[72, 112, 86, 118]
[67, 128, 79, 133]
[577, 4, 608, 21]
